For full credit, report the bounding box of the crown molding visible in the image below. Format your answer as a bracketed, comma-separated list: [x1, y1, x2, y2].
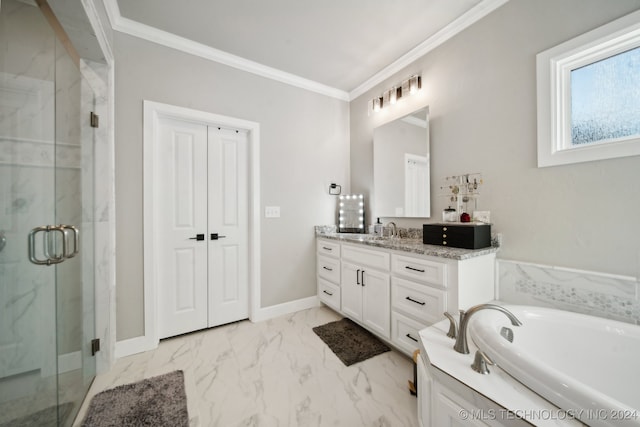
[102, 0, 350, 101]
[83, 0, 114, 65]
[349, 0, 510, 100]
[103, 0, 509, 102]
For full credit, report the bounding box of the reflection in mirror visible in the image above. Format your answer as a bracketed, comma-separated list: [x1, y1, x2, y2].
[373, 107, 430, 218]
[338, 194, 365, 233]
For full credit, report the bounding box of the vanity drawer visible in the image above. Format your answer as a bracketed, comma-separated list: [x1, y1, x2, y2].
[342, 244, 390, 271]
[318, 278, 340, 311]
[392, 254, 447, 287]
[317, 239, 340, 258]
[391, 311, 427, 356]
[391, 277, 447, 324]
[317, 255, 340, 284]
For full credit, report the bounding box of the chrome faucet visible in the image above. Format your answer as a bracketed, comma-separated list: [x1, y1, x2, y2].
[385, 222, 397, 238]
[453, 303, 522, 354]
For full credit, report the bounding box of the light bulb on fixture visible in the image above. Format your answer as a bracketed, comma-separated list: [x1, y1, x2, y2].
[373, 97, 382, 112]
[409, 75, 422, 94]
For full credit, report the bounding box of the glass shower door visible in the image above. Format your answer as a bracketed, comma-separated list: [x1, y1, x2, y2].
[0, 1, 96, 425]
[53, 35, 97, 426]
[0, 1, 60, 425]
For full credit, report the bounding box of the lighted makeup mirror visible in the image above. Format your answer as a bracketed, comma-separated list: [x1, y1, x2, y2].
[338, 194, 365, 233]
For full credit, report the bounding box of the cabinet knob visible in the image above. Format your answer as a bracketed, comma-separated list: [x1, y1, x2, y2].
[443, 241, 447, 245]
[442, 234, 447, 238]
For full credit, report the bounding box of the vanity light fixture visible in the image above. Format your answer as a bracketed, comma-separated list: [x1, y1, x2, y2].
[389, 86, 398, 104]
[370, 75, 422, 114]
[373, 97, 382, 112]
[409, 75, 420, 94]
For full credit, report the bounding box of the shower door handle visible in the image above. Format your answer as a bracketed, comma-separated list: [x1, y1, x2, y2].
[61, 225, 80, 258]
[28, 224, 79, 265]
[29, 225, 66, 265]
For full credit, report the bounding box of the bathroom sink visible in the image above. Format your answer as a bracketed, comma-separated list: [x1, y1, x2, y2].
[333, 233, 389, 242]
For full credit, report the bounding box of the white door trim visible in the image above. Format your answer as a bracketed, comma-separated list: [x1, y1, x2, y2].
[141, 100, 261, 352]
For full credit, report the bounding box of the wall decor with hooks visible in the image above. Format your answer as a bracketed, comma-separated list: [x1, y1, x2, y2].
[437, 173, 483, 220]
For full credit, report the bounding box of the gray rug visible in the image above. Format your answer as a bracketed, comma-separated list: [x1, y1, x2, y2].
[81, 370, 188, 427]
[313, 318, 390, 366]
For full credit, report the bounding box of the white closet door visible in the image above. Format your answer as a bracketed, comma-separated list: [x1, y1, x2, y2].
[207, 127, 249, 326]
[157, 117, 209, 338]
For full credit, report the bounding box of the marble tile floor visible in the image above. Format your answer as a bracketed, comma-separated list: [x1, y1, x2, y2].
[74, 306, 418, 426]
[0, 369, 84, 426]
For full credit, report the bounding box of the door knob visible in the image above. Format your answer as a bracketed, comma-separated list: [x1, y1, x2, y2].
[189, 234, 205, 241]
[210, 233, 226, 240]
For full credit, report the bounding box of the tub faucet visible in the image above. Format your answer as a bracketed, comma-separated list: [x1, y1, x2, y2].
[453, 303, 522, 354]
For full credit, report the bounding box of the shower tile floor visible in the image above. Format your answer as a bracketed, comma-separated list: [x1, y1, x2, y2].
[74, 306, 418, 426]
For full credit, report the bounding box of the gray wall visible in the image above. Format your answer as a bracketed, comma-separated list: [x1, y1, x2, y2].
[351, 0, 640, 278]
[114, 33, 349, 340]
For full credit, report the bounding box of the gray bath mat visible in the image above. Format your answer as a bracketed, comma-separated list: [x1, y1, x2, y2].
[313, 318, 390, 366]
[81, 370, 188, 426]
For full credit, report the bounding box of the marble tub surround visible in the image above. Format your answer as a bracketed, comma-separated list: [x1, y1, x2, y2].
[498, 260, 640, 325]
[315, 229, 499, 260]
[419, 317, 583, 427]
[75, 306, 418, 427]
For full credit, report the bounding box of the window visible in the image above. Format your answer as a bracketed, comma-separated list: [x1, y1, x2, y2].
[537, 10, 640, 167]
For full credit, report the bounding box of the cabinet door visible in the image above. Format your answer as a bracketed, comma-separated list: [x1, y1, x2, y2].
[361, 268, 391, 339]
[432, 383, 493, 427]
[341, 262, 363, 320]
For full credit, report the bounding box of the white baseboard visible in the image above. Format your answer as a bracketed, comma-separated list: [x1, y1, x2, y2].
[58, 351, 81, 374]
[250, 296, 320, 323]
[114, 296, 320, 359]
[114, 335, 157, 359]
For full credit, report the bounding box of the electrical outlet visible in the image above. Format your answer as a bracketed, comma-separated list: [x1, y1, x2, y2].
[265, 206, 280, 218]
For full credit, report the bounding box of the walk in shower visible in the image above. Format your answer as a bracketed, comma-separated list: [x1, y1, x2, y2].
[0, 0, 104, 424]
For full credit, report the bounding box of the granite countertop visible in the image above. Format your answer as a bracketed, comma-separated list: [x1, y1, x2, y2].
[315, 231, 499, 260]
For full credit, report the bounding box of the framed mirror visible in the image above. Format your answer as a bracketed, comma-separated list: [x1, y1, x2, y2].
[373, 107, 430, 218]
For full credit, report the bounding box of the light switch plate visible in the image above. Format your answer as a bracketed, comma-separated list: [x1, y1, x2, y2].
[265, 206, 280, 218]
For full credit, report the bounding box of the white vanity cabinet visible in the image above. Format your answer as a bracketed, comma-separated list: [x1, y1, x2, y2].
[316, 236, 496, 357]
[341, 244, 391, 339]
[317, 240, 341, 311]
[390, 252, 449, 355]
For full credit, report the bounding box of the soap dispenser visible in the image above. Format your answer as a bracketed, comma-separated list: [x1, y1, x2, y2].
[374, 218, 383, 235]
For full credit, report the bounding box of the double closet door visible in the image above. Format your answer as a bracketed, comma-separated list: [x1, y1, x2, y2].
[156, 117, 249, 339]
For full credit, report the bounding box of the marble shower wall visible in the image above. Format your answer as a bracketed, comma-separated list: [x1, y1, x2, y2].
[498, 259, 640, 325]
[0, 0, 113, 382]
[0, 0, 59, 381]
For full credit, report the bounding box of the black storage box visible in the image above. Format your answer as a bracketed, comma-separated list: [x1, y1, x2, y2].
[423, 223, 491, 249]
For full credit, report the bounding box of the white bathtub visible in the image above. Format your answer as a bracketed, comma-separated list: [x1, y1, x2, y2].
[469, 305, 640, 427]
